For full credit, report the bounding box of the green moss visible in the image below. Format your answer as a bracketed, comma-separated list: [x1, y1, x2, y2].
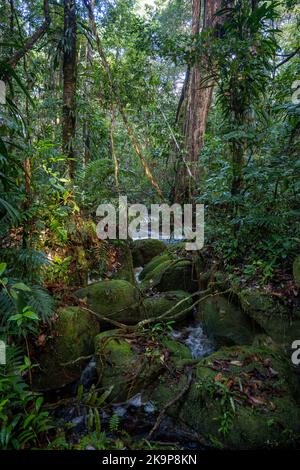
[131, 239, 166, 267]
[75, 279, 143, 325]
[196, 295, 255, 346]
[140, 253, 172, 280]
[179, 346, 300, 449]
[140, 259, 173, 289]
[95, 330, 191, 402]
[141, 259, 198, 293]
[239, 288, 300, 347]
[161, 337, 191, 360]
[94, 330, 137, 400]
[34, 307, 99, 390]
[143, 290, 193, 320]
[112, 243, 136, 285]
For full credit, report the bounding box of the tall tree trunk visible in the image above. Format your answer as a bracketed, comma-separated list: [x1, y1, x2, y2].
[83, 0, 94, 167]
[175, 0, 223, 203]
[62, 0, 77, 179]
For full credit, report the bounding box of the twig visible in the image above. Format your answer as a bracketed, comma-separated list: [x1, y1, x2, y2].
[80, 305, 132, 330]
[147, 368, 193, 439]
[60, 354, 93, 366]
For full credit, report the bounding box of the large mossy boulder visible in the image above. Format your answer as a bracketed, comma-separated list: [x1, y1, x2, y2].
[141, 258, 198, 293]
[148, 346, 300, 449]
[182, 346, 300, 449]
[196, 295, 256, 346]
[75, 280, 143, 325]
[34, 307, 99, 390]
[143, 290, 193, 320]
[131, 239, 166, 267]
[293, 255, 300, 287]
[94, 330, 191, 401]
[239, 288, 300, 349]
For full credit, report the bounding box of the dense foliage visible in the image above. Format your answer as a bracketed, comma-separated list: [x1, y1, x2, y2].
[0, 0, 299, 449]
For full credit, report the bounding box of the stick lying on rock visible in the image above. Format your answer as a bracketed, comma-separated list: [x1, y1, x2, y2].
[80, 288, 231, 331]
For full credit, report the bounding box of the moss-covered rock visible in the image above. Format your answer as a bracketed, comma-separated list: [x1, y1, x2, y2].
[196, 295, 256, 346]
[75, 279, 144, 325]
[131, 239, 166, 267]
[239, 288, 300, 348]
[95, 330, 191, 401]
[252, 334, 281, 352]
[293, 255, 300, 287]
[143, 291, 193, 320]
[148, 345, 300, 449]
[180, 346, 300, 449]
[34, 307, 99, 390]
[140, 253, 172, 280]
[141, 259, 198, 293]
[111, 243, 136, 285]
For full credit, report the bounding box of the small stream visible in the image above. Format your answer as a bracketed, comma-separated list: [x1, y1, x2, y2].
[52, 292, 214, 448]
[52, 237, 214, 449]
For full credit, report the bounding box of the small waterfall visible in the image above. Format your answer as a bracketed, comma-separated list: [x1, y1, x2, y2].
[171, 323, 215, 359]
[134, 266, 143, 284]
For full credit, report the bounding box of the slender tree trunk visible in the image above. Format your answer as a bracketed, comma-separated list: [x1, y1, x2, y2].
[7, 0, 51, 70]
[62, 0, 77, 179]
[83, 0, 94, 167]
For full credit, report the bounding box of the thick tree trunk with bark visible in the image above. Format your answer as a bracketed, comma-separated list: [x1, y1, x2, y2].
[62, 0, 77, 179]
[175, 0, 223, 203]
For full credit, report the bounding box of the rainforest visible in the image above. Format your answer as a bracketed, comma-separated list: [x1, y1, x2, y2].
[0, 0, 300, 455]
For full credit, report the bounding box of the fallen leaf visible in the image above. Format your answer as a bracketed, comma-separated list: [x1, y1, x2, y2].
[214, 372, 223, 382]
[249, 396, 266, 406]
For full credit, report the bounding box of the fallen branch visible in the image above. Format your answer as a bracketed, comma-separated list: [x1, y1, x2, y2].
[136, 288, 231, 330]
[60, 354, 93, 367]
[80, 305, 131, 330]
[79, 287, 231, 332]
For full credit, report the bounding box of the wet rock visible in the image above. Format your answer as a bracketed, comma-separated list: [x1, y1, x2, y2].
[140, 253, 172, 280]
[131, 239, 166, 267]
[239, 288, 300, 349]
[34, 307, 99, 390]
[180, 346, 300, 449]
[94, 330, 191, 401]
[196, 295, 256, 346]
[149, 346, 300, 449]
[75, 279, 143, 325]
[143, 290, 193, 320]
[141, 258, 198, 293]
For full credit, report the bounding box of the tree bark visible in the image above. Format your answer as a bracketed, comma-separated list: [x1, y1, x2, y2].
[62, 0, 77, 179]
[175, 0, 223, 203]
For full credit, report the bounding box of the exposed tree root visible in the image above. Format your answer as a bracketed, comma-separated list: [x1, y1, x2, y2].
[147, 368, 193, 439]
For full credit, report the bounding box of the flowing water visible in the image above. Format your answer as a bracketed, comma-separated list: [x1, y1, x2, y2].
[171, 321, 215, 359]
[51, 233, 214, 448]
